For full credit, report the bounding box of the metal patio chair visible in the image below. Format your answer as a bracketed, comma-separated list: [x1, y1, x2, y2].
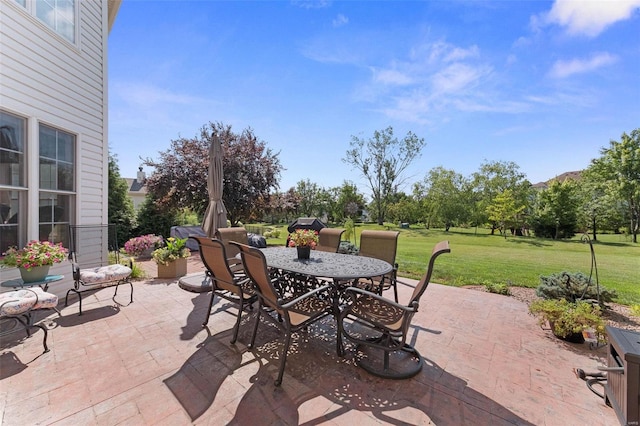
[232, 242, 336, 386]
[338, 240, 450, 379]
[191, 236, 256, 344]
[316, 228, 345, 253]
[357, 230, 400, 302]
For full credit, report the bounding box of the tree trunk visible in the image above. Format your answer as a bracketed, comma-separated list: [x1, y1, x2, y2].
[592, 216, 597, 241]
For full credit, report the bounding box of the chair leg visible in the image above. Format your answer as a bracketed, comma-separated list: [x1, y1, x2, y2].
[249, 304, 261, 348]
[392, 281, 399, 303]
[230, 299, 243, 344]
[203, 291, 216, 327]
[65, 288, 84, 316]
[275, 331, 292, 387]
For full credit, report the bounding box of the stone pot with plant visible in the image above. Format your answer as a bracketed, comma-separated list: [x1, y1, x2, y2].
[529, 299, 606, 344]
[152, 237, 190, 278]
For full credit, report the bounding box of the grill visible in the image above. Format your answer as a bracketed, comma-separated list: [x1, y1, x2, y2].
[603, 326, 640, 426]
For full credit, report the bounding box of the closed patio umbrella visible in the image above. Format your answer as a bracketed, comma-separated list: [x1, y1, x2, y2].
[202, 135, 228, 237]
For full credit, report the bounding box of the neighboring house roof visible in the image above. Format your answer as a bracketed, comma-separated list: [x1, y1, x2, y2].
[125, 178, 147, 194]
[532, 170, 583, 190]
[108, 0, 122, 32]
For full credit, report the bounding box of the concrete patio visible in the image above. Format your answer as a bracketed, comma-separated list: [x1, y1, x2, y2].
[0, 255, 618, 425]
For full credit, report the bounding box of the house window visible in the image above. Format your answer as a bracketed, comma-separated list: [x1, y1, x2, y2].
[13, 0, 76, 43]
[0, 111, 27, 253]
[39, 124, 74, 246]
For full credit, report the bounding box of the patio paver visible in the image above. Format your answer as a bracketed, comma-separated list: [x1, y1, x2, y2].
[0, 255, 619, 425]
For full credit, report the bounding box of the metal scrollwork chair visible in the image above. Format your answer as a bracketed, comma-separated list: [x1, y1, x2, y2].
[338, 240, 450, 379]
[357, 230, 400, 302]
[191, 236, 256, 344]
[215, 227, 250, 275]
[232, 242, 336, 386]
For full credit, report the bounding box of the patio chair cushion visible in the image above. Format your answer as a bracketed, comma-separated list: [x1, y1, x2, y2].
[79, 264, 132, 285]
[29, 287, 59, 310]
[0, 289, 37, 316]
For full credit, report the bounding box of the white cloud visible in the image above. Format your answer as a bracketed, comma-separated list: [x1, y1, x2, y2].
[292, 0, 331, 9]
[333, 14, 348, 27]
[372, 68, 413, 85]
[548, 52, 618, 78]
[541, 0, 640, 37]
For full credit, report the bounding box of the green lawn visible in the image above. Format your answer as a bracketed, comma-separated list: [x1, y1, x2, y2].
[261, 224, 640, 305]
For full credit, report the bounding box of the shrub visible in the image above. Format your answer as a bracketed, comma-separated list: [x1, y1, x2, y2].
[338, 241, 359, 255]
[536, 271, 617, 305]
[529, 299, 606, 343]
[263, 227, 281, 239]
[631, 305, 640, 317]
[485, 282, 511, 295]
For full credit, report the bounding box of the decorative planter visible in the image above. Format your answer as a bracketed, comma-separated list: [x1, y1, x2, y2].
[296, 246, 311, 260]
[19, 265, 50, 283]
[136, 247, 154, 261]
[157, 258, 188, 278]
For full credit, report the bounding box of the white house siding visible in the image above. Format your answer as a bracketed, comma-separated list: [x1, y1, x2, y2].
[0, 0, 111, 286]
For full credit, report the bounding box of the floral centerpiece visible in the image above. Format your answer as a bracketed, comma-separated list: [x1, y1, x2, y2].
[152, 237, 191, 266]
[288, 229, 319, 248]
[1, 240, 68, 270]
[123, 234, 163, 257]
[288, 229, 318, 260]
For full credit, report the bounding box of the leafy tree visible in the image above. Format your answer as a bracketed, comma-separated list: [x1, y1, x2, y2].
[343, 126, 425, 225]
[414, 167, 470, 231]
[135, 193, 180, 238]
[471, 160, 532, 234]
[486, 189, 526, 238]
[333, 181, 366, 222]
[532, 179, 580, 239]
[294, 179, 325, 217]
[108, 153, 136, 242]
[142, 122, 282, 226]
[387, 195, 420, 224]
[585, 129, 640, 242]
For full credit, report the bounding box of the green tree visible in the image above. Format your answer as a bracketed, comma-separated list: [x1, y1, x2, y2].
[486, 189, 526, 238]
[135, 193, 180, 238]
[143, 122, 282, 226]
[108, 153, 136, 242]
[585, 129, 640, 242]
[343, 126, 425, 225]
[471, 160, 532, 234]
[414, 167, 470, 231]
[333, 181, 366, 222]
[532, 179, 580, 239]
[294, 179, 324, 217]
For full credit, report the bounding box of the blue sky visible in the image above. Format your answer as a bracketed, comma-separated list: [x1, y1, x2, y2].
[108, 0, 640, 195]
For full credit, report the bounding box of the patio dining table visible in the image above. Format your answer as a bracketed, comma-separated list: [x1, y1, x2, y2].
[259, 247, 393, 291]
[261, 247, 392, 280]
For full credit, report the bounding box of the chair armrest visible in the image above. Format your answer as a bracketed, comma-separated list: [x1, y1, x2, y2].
[343, 286, 414, 313]
[281, 283, 334, 309]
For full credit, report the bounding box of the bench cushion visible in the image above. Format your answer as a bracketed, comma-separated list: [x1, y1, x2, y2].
[79, 264, 132, 285]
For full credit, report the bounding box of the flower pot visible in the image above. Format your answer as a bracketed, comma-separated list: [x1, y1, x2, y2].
[19, 265, 50, 283]
[157, 258, 187, 278]
[296, 246, 311, 260]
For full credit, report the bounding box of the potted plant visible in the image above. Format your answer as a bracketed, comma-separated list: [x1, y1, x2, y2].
[152, 237, 190, 278]
[529, 299, 606, 343]
[1, 240, 68, 283]
[123, 234, 164, 259]
[288, 229, 319, 259]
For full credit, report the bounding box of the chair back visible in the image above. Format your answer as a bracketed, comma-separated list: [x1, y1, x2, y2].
[215, 227, 249, 259]
[191, 237, 237, 293]
[232, 242, 282, 313]
[316, 228, 345, 253]
[68, 224, 122, 269]
[408, 240, 450, 305]
[358, 230, 399, 265]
